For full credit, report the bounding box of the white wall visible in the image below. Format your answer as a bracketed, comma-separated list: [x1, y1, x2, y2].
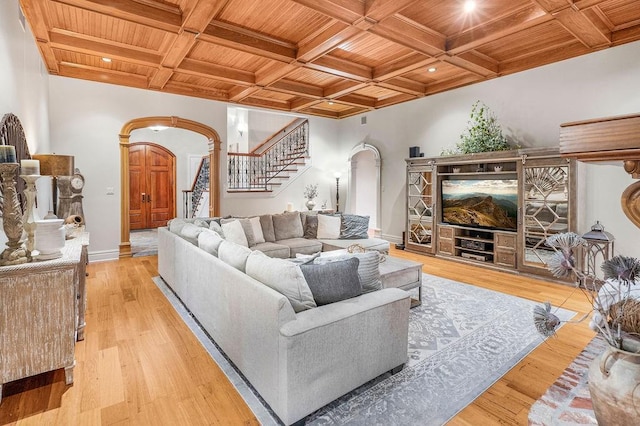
[337, 40, 640, 259]
[352, 150, 377, 228]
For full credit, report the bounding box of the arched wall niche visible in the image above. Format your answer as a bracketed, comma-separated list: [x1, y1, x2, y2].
[118, 116, 221, 257]
[347, 142, 382, 237]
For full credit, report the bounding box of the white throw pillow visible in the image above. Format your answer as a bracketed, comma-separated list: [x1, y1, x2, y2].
[249, 216, 265, 244]
[221, 219, 249, 247]
[218, 240, 252, 272]
[180, 223, 206, 245]
[245, 251, 316, 313]
[316, 214, 341, 239]
[198, 229, 224, 256]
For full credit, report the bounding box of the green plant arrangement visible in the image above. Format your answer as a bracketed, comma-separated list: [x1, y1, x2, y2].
[442, 101, 511, 155]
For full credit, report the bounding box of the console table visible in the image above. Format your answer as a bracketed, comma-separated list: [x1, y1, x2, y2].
[0, 233, 89, 403]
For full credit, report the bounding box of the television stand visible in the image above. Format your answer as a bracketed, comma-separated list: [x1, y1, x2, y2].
[437, 224, 516, 269]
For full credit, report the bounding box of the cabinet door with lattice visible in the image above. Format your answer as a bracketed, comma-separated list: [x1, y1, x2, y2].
[518, 157, 576, 277]
[406, 163, 435, 254]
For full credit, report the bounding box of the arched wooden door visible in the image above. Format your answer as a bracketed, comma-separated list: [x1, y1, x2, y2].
[129, 142, 175, 230]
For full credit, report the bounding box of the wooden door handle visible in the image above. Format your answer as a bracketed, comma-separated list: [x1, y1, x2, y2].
[142, 193, 146, 202]
[146, 194, 151, 202]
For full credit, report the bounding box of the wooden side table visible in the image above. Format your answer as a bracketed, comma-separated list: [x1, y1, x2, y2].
[0, 233, 89, 403]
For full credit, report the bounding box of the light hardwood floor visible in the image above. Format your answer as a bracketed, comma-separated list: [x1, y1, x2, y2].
[0, 249, 594, 425]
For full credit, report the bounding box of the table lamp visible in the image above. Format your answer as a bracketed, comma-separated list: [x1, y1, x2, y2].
[32, 154, 74, 218]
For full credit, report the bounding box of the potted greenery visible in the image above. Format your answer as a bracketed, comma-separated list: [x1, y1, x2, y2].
[533, 232, 640, 425]
[304, 183, 318, 210]
[442, 101, 512, 155]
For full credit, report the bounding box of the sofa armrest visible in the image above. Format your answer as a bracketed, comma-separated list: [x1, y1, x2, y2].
[279, 287, 408, 337]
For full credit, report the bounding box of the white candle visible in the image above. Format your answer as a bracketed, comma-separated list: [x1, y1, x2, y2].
[0, 146, 16, 163]
[287, 202, 293, 212]
[21, 159, 40, 175]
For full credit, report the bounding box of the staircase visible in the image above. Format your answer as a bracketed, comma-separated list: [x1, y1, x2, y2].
[184, 156, 209, 218]
[227, 118, 309, 192]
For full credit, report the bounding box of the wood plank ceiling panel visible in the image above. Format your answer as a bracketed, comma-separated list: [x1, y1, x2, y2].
[19, 0, 640, 119]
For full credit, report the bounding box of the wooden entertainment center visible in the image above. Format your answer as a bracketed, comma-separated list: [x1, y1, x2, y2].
[405, 147, 576, 279]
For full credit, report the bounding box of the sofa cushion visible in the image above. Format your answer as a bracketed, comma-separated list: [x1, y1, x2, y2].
[272, 211, 304, 240]
[169, 218, 189, 235]
[316, 251, 382, 293]
[277, 237, 322, 257]
[198, 229, 224, 256]
[303, 215, 318, 239]
[209, 220, 225, 237]
[180, 223, 207, 245]
[317, 214, 341, 239]
[221, 218, 257, 247]
[218, 240, 253, 272]
[249, 216, 266, 244]
[252, 242, 290, 259]
[300, 257, 362, 306]
[340, 214, 370, 239]
[245, 251, 316, 313]
[221, 219, 249, 247]
[260, 214, 276, 242]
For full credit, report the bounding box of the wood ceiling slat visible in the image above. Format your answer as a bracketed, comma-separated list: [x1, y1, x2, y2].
[20, 0, 640, 119]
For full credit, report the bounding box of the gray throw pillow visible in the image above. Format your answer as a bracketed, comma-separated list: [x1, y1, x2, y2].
[180, 223, 206, 245]
[300, 257, 362, 306]
[340, 214, 370, 239]
[304, 215, 318, 239]
[198, 229, 224, 256]
[221, 218, 256, 247]
[218, 241, 253, 272]
[272, 211, 304, 240]
[260, 214, 276, 242]
[209, 220, 224, 238]
[315, 251, 382, 293]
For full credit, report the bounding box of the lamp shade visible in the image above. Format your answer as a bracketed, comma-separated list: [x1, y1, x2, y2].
[32, 154, 74, 176]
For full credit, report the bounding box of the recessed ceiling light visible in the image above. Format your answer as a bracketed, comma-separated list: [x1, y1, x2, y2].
[428, 67, 437, 73]
[102, 57, 112, 63]
[464, 0, 476, 13]
[328, 101, 334, 105]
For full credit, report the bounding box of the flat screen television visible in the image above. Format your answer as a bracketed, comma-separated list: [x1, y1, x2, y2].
[441, 179, 518, 231]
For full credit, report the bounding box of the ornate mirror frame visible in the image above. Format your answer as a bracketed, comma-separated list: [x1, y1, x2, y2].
[0, 113, 32, 214]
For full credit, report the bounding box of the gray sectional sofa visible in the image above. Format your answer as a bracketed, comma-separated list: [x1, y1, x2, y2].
[157, 211, 409, 425]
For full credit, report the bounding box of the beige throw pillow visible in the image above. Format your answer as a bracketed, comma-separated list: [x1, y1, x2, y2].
[245, 251, 316, 313]
[218, 241, 253, 272]
[220, 219, 249, 247]
[249, 216, 265, 244]
[316, 214, 341, 239]
[198, 229, 224, 256]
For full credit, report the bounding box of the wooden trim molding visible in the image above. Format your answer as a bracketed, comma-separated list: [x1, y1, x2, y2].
[560, 113, 640, 229]
[118, 116, 221, 257]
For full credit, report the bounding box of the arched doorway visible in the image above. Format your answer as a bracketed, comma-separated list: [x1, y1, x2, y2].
[348, 142, 382, 237]
[119, 116, 221, 257]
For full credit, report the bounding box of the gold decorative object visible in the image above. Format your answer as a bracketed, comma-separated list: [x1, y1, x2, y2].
[0, 163, 28, 265]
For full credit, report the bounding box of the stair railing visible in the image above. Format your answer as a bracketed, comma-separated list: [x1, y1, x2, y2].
[184, 155, 209, 218]
[227, 119, 309, 191]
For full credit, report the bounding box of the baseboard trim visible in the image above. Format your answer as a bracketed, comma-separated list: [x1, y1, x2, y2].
[382, 233, 402, 245]
[88, 249, 120, 263]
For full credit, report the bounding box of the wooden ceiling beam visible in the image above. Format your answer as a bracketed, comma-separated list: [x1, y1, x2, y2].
[307, 55, 372, 81]
[292, 0, 364, 25]
[149, 66, 175, 89]
[498, 40, 590, 75]
[370, 16, 446, 57]
[242, 97, 292, 112]
[297, 22, 362, 63]
[375, 92, 416, 108]
[324, 80, 368, 98]
[377, 78, 425, 96]
[268, 80, 324, 98]
[447, 4, 552, 54]
[373, 52, 436, 81]
[303, 106, 340, 118]
[612, 24, 640, 44]
[58, 62, 149, 88]
[335, 93, 376, 109]
[364, 0, 421, 22]
[338, 106, 368, 118]
[179, 58, 255, 85]
[425, 74, 484, 95]
[254, 61, 302, 86]
[553, 7, 611, 48]
[50, 0, 182, 32]
[48, 30, 162, 66]
[20, 0, 60, 73]
[442, 51, 499, 77]
[290, 97, 323, 111]
[200, 20, 297, 62]
[163, 80, 228, 100]
[228, 85, 262, 102]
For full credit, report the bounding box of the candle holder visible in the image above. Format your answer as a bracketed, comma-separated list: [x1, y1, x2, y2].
[0, 163, 28, 265]
[21, 174, 41, 259]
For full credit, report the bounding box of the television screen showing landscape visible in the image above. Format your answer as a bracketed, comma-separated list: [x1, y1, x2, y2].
[441, 179, 518, 231]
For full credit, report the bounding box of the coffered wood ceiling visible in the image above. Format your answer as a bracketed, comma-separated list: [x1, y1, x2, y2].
[19, 0, 640, 119]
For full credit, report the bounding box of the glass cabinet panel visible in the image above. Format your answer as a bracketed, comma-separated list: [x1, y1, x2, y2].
[521, 164, 571, 268]
[407, 168, 434, 252]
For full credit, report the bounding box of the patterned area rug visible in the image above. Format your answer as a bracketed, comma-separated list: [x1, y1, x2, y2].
[130, 229, 158, 257]
[152, 273, 575, 425]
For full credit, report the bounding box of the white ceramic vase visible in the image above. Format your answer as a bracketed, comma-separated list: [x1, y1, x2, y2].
[34, 218, 65, 260]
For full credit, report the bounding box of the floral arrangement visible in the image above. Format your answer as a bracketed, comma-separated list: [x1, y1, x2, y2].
[442, 101, 512, 155]
[304, 183, 318, 200]
[533, 232, 640, 350]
